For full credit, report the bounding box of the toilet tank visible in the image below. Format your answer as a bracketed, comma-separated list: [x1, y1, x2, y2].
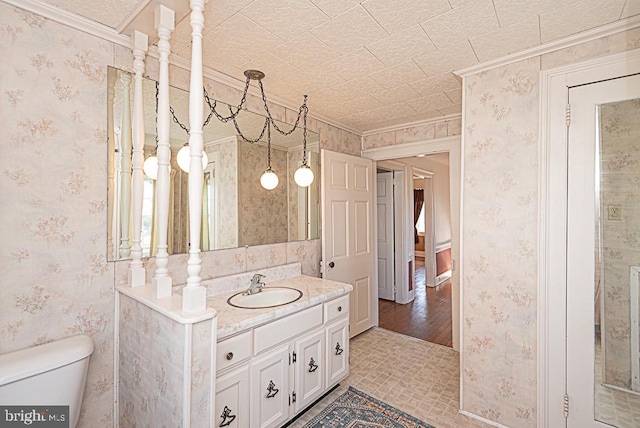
[0, 335, 94, 428]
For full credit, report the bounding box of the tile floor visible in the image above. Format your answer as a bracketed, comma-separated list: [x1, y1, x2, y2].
[595, 333, 640, 428]
[290, 327, 490, 428]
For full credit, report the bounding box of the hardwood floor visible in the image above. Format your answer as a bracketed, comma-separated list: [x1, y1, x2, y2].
[378, 258, 453, 347]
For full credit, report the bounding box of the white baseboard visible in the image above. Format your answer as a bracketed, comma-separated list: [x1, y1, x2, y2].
[435, 269, 452, 285]
[459, 410, 510, 428]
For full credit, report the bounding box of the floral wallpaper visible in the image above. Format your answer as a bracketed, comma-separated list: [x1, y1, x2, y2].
[362, 116, 462, 150]
[462, 57, 540, 427]
[204, 138, 238, 249]
[0, 4, 115, 426]
[460, 28, 640, 427]
[599, 99, 640, 390]
[118, 295, 185, 426]
[237, 140, 288, 247]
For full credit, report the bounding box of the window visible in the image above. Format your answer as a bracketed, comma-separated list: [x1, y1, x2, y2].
[416, 203, 425, 234]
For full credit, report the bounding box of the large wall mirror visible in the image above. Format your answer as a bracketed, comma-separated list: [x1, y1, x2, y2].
[107, 66, 321, 262]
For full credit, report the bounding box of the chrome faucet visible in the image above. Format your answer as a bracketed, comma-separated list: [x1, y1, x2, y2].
[246, 274, 266, 295]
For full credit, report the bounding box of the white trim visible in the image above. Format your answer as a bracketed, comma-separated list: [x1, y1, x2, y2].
[2, 0, 130, 46]
[363, 135, 459, 160]
[362, 113, 461, 137]
[456, 15, 640, 77]
[458, 77, 467, 408]
[539, 48, 640, 428]
[459, 410, 510, 428]
[603, 381, 640, 397]
[631, 266, 640, 393]
[435, 240, 451, 253]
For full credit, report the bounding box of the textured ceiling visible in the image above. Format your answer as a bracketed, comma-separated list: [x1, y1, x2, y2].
[42, 0, 640, 132]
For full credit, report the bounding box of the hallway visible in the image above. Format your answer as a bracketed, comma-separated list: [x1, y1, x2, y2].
[378, 258, 453, 347]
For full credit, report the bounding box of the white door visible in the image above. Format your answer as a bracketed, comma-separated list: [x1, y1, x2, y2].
[321, 149, 377, 337]
[377, 171, 395, 301]
[567, 74, 640, 427]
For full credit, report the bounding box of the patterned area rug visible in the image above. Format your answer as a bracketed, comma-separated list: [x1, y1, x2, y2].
[303, 386, 435, 427]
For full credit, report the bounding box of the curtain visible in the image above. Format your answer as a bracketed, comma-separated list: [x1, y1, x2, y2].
[149, 180, 158, 257]
[413, 188, 424, 244]
[201, 172, 210, 251]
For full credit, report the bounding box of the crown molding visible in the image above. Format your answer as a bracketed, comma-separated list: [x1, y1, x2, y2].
[362, 113, 461, 137]
[455, 14, 640, 77]
[2, 0, 130, 47]
[6, 0, 386, 138]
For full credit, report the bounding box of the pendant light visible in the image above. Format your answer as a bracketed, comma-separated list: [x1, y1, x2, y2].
[293, 102, 313, 187]
[260, 122, 278, 190]
[177, 142, 208, 173]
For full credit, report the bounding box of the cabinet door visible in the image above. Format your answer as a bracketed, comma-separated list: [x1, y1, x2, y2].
[250, 345, 290, 428]
[326, 318, 349, 387]
[294, 329, 325, 413]
[215, 365, 249, 428]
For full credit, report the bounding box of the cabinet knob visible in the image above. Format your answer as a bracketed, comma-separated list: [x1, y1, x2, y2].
[219, 405, 236, 427]
[335, 342, 344, 355]
[337, 306, 342, 312]
[226, 352, 234, 361]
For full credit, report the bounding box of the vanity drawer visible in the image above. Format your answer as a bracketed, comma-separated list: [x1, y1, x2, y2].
[217, 331, 252, 373]
[324, 294, 349, 324]
[254, 305, 323, 355]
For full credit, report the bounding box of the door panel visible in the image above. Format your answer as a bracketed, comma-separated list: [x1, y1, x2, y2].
[294, 330, 325, 413]
[322, 149, 377, 337]
[567, 73, 640, 427]
[377, 172, 394, 300]
[250, 345, 290, 428]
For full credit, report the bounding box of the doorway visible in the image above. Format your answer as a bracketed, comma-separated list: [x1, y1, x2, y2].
[374, 153, 454, 348]
[542, 49, 640, 427]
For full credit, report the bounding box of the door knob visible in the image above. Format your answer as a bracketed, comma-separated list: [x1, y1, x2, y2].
[329, 261, 335, 268]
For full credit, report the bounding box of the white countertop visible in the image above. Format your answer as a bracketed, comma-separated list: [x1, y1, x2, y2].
[207, 275, 352, 339]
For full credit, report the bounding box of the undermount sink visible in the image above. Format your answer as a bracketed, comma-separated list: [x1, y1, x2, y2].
[227, 287, 303, 309]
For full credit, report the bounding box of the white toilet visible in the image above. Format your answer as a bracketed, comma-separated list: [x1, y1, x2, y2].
[0, 335, 94, 428]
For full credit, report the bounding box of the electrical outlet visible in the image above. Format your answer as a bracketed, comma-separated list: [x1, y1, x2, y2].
[607, 204, 622, 221]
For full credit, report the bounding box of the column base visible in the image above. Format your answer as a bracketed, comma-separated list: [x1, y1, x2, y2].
[152, 275, 172, 298]
[128, 267, 146, 287]
[182, 285, 207, 313]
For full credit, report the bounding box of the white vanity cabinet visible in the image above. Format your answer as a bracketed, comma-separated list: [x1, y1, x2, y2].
[215, 292, 350, 428]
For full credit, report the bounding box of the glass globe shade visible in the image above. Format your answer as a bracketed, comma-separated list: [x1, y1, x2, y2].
[143, 155, 158, 180]
[260, 169, 279, 190]
[294, 165, 314, 187]
[177, 145, 208, 173]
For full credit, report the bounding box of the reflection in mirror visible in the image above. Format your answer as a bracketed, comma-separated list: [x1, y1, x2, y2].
[594, 97, 640, 427]
[107, 67, 320, 262]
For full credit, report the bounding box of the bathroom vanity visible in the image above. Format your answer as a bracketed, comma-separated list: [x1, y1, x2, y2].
[208, 275, 351, 428]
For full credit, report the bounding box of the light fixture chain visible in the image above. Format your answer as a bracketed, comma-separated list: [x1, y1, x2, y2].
[154, 81, 159, 147]
[232, 116, 270, 144]
[203, 76, 251, 123]
[257, 80, 306, 137]
[302, 100, 308, 165]
[267, 121, 271, 168]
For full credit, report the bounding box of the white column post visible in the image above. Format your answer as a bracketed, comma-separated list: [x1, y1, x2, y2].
[107, 71, 116, 260]
[119, 72, 132, 260]
[152, 5, 175, 298]
[182, 0, 207, 313]
[129, 30, 148, 287]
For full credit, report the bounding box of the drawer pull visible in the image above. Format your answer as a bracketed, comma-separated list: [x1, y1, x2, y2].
[266, 380, 279, 398]
[225, 352, 234, 361]
[219, 405, 236, 427]
[308, 357, 318, 373]
[337, 306, 342, 312]
[335, 342, 344, 356]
